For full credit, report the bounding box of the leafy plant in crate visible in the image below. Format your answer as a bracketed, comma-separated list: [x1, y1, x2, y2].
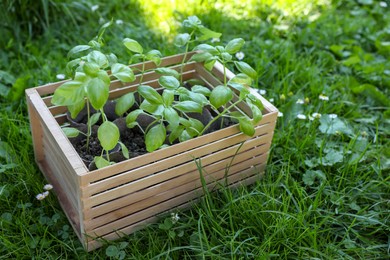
[52, 16, 263, 169]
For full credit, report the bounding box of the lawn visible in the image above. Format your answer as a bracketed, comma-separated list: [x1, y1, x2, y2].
[0, 0, 389, 258]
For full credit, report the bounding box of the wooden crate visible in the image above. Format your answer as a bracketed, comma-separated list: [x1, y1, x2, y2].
[25, 52, 278, 251]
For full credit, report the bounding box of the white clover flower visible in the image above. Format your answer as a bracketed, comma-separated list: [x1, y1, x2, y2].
[277, 112, 283, 117]
[36, 193, 45, 201]
[116, 19, 124, 25]
[312, 112, 321, 119]
[171, 213, 180, 223]
[91, 5, 99, 12]
[297, 114, 307, 120]
[211, 38, 220, 43]
[296, 99, 304, 104]
[44, 184, 53, 191]
[380, 1, 387, 7]
[235, 51, 245, 60]
[42, 191, 49, 197]
[329, 114, 338, 119]
[258, 89, 266, 95]
[309, 115, 314, 121]
[56, 74, 65, 80]
[269, 98, 274, 103]
[319, 94, 329, 101]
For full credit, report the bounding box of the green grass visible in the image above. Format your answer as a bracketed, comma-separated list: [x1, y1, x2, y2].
[1, 0, 389, 258]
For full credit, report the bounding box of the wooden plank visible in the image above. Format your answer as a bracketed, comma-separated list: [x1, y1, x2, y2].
[83, 140, 271, 219]
[81, 122, 275, 208]
[25, 89, 44, 162]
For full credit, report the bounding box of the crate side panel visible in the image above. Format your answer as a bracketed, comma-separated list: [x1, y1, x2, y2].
[84, 141, 270, 226]
[87, 156, 266, 238]
[82, 122, 274, 208]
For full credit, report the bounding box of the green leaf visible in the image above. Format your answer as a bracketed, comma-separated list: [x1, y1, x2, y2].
[210, 85, 233, 109]
[140, 100, 164, 115]
[67, 45, 90, 59]
[62, 127, 80, 138]
[52, 81, 84, 106]
[191, 85, 211, 96]
[186, 118, 204, 137]
[111, 63, 135, 83]
[169, 125, 184, 143]
[221, 52, 232, 62]
[351, 84, 390, 106]
[119, 142, 129, 159]
[105, 245, 119, 257]
[82, 62, 100, 77]
[115, 92, 135, 116]
[106, 53, 118, 66]
[342, 56, 361, 66]
[204, 57, 217, 71]
[89, 112, 101, 126]
[8, 75, 30, 101]
[159, 76, 180, 90]
[188, 91, 208, 105]
[248, 102, 262, 124]
[163, 107, 180, 127]
[247, 94, 263, 110]
[87, 50, 109, 68]
[123, 38, 143, 53]
[194, 44, 218, 55]
[126, 109, 143, 126]
[229, 73, 252, 86]
[189, 52, 213, 62]
[173, 101, 202, 113]
[98, 121, 120, 151]
[197, 26, 222, 41]
[174, 33, 191, 47]
[238, 117, 255, 136]
[145, 124, 166, 152]
[86, 78, 109, 110]
[322, 150, 344, 166]
[95, 156, 110, 169]
[155, 68, 180, 79]
[303, 170, 326, 186]
[319, 115, 353, 136]
[183, 15, 202, 29]
[138, 85, 163, 105]
[179, 130, 192, 142]
[225, 38, 245, 54]
[68, 100, 85, 119]
[146, 50, 162, 66]
[234, 61, 257, 79]
[162, 90, 174, 107]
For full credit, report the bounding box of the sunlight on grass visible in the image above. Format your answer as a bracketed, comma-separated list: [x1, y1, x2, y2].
[137, 0, 331, 36]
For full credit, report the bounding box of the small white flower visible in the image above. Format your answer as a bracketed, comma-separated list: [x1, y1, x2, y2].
[36, 193, 45, 201]
[312, 112, 322, 119]
[235, 51, 245, 60]
[42, 191, 49, 197]
[329, 114, 338, 119]
[309, 115, 314, 121]
[269, 98, 274, 103]
[91, 4, 99, 12]
[296, 99, 304, 104]
[277, 112, 283, 117]
[258, 89, 266, 95]
[380, 1, 387, 8]
[56, 74, 65, 80]
[211, 38, 220, 43]
[297, 114, 307, 120]
[319, 94, 329, 101]
[116, 19, 124, 25]
[44, 184, 53, 191]
[171, 213, 180, 223]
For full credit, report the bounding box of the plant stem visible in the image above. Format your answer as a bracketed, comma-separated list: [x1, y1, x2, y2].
[180, 31, 195, 83]
[86, 99, 91, 152]
[199, 99, 243, 136]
